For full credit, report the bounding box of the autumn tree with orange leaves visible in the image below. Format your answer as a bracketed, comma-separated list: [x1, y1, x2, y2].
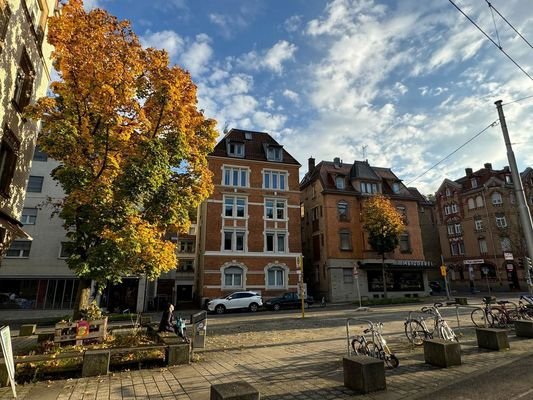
[362, 195, 405, 298]
[28, 0, 217, 317]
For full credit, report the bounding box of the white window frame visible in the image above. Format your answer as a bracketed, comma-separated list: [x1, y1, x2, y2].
[222, 229, 247, 252]
[263, 169, 288, 191]
[265, 231, 287, 253]
[468, 198, 475, 209]
[27, 175, 44, 193]
[266, 266, 285, 288]
[361, 181, 378, 194]
[222, 166, 248, 188]
[495, 215, 507, 228]
[21, 207, 37, 225]
[266, 146, 282, 161]
[474, 218, 483, 231]
[5, 240, 31, 258]
[335, 176, 345, 189]
[59, 242, 71, 259]
[478, 239, 488, 255]
[224, 196, 247, 218]
[492, 192, 503, 205]
[451, 203, 458, 213]
[339, 230, 352, 250]
[228, 142, 244, 157]
[265, 199, 287, 221]
[223, 266, 243, 288]
[447, 224, 454, 235]
[454, 223, 462, 234]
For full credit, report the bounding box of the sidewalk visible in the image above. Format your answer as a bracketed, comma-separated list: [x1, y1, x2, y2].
[0, 300, 532, 399]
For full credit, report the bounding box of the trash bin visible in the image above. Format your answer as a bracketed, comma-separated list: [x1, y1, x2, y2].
[190, 311, 207, 348]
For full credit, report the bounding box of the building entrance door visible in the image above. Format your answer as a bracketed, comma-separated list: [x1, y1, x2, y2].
[176, 285, 192, 301]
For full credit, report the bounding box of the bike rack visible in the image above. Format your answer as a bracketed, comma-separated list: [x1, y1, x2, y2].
[345, 318, 375, 356]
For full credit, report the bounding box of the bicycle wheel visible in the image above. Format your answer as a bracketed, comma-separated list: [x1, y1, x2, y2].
[386, 354, 400, 369]
[351, 336, 369, 356]
[490, 307, 509, 328]
[439, 323, 458, 342]
[471, 308, 491, 328]
[404, 319, 427, 346]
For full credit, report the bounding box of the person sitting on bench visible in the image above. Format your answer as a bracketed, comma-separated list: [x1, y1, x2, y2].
[159, 303, 189, 343]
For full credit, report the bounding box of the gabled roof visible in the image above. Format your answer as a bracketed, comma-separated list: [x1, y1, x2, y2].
[210, 128, 300, 165]
[435, 178, 462, 194]
[300, 158, 418, 200]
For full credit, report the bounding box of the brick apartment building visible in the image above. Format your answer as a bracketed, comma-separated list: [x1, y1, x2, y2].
[300, 157, 432, 302]
[436, 163, 533, 292]
[196, 129, 302, 304]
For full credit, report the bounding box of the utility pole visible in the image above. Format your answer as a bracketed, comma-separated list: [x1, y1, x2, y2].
[495, 100, 533, 295]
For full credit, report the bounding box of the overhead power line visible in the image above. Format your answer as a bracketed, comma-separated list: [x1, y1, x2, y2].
[406, 120, 499, 186]
[502, 93, 533, 106]
[448, 0, 533, 82]
[484, 0, 533, 51]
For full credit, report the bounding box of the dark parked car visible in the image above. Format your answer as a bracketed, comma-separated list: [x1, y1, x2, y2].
[264, 292, 314, 311]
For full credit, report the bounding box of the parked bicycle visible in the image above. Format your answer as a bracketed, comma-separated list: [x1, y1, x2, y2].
[404, 303, 458, 346]
[517, 296, 533, 321]
[350, 321, 399, 368]
[470, 297, 518, 328]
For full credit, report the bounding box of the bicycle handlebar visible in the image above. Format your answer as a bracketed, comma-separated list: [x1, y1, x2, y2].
[433, 302, 443, 308]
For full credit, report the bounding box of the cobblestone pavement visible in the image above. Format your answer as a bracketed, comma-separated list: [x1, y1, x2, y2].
[1, 300, 533, 399]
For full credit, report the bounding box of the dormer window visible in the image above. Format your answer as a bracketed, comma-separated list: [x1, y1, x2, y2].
[471, 178, 477, 188]
[335, 176, 345, 189]
[445, 188, 451, 197]
[228, 141, 244, 157]
[392, 182, 400, 194]
[267, 145, 283, 162]
[505, 175, 512, 184]
[245, 132, 252, 140]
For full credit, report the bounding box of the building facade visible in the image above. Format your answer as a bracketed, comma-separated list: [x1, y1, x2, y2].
[436, 163, 533, 292]
[300, 158, 432, 302]
[0, 0, 57, 252]
[196, 129, 302, 305]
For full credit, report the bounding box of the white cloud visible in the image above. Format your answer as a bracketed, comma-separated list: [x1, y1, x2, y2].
[180, 34, 213, 76]
[238, 40, 297, 74]
[283, 89, 299, 102]
[284, 15, 303, 33]
[209, 13, 248, 38]
[140, 30, 184, 59]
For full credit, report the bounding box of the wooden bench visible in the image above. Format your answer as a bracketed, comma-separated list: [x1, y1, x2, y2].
[54, 318, 107, 346]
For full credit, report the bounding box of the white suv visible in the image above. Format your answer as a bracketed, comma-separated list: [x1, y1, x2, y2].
[207, 291, 263, 314]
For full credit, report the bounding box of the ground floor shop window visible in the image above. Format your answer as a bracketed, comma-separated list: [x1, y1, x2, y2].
[367, 270, 424, 292]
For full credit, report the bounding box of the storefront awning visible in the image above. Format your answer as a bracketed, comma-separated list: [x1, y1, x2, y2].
[358, 259, 434, 269]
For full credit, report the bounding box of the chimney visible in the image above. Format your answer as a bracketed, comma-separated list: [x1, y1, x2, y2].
[333, 157, 342, 168]
[484, 163, 492, 170]
[465, 168, 473, 176]
[308, 157, 315, 173]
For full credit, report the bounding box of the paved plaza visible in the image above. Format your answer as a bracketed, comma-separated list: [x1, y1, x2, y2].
[1, 298, 532, 399]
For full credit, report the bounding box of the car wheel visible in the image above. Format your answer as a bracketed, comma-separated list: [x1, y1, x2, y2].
[215, 304, 225, 314]
[249, 303, 258, 312]
[273, 304, 281, 311]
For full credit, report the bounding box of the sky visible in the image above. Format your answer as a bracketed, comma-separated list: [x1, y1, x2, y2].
[83, 0, 533, 195]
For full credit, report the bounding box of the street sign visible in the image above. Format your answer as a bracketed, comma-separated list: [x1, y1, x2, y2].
[353, 265, 359, 277]
[464, 259, 484, 265]
[504, 252, 514, 261]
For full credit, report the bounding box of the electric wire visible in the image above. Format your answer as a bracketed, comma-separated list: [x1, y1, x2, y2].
[448, 0, 533, 82]
[502, 94, 533, 106]
[406, 120, 499, 186]
[488, 2, 501, 48]
[484, 0, 533, 51]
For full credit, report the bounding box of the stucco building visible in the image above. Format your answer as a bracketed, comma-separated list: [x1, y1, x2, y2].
[436, 163, 533, 292]
[196, 129, 302, 305]
[300, 157, 432, 302]
[0, 0, 57, 254]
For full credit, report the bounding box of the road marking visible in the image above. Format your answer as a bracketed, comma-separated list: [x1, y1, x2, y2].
[516, 388, 533, 399]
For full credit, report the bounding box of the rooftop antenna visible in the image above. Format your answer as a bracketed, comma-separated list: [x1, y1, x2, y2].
[362, 145, 368, 162]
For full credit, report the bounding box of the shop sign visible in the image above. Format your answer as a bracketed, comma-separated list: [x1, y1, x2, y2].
[504, 252, 514, 261]
[464, 259, 484, 265]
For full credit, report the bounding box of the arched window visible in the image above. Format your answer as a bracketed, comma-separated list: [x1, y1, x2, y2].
[468, 198, 475, 209]
[492, 192, 503, 205]
[266, 266, 285, 288]
[475, 195, 484, 207]
[337, 200, 348, 220]
[223, 266, 243, 288]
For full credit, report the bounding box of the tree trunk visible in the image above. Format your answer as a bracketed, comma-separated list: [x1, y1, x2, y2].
[381, 253, 388, 299]
[72, 278, 92, 320]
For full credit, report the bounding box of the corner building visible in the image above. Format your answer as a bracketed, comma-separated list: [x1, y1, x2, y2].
[300, 158, 432, 302]
[196, 129, 302, 304]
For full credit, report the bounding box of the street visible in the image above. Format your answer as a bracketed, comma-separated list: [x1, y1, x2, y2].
[2, 297, 533, 399]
